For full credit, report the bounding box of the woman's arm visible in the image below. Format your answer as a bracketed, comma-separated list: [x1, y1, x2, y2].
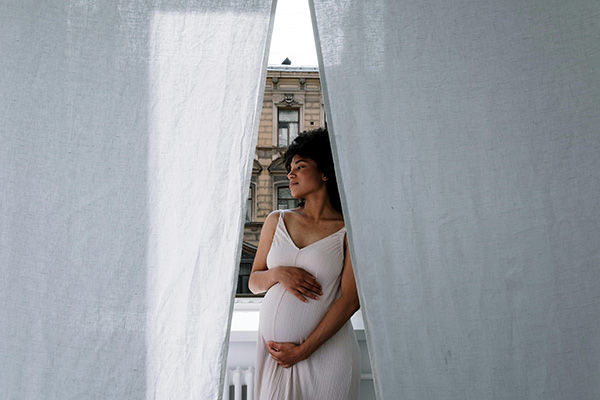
[299, 233, 360, 358]
[249, 268, 281, 295]
[248, 211, 280, 294]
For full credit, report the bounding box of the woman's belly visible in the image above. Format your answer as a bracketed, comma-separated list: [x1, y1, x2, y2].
[259, 282, 336, 344]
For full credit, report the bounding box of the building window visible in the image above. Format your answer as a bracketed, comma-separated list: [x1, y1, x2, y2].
[277, 108, 299, 148]
[237, 251, 255, 296]
[246, 184, 254, 222]
[276, 184, 300, 210]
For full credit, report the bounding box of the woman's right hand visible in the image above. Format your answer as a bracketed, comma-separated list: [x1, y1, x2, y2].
[275, 266, 323, 303]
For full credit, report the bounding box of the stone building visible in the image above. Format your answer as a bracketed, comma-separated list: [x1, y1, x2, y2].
[237, 65, 326, 296]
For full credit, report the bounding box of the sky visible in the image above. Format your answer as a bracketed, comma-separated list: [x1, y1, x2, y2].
[268, 0, 318, 67]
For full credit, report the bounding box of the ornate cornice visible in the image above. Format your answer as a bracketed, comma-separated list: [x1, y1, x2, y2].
[252, 159, 262, 174]
[275, 93, 301, 107]
[268, 154, 288, 174]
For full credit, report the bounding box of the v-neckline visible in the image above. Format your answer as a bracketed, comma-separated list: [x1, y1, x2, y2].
[280, 211, 345, 251]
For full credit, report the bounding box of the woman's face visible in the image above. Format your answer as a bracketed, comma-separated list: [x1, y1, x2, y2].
[287, 154, 327, 199]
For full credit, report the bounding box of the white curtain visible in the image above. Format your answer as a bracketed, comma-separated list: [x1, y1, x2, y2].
[310, 0, 600, 399]
[0, 1, 274, 398]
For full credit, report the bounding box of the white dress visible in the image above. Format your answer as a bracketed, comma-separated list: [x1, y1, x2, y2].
[254, 210, 360, 400]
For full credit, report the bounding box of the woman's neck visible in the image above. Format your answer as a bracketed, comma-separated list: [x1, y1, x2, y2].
[299, 196, 337, 222]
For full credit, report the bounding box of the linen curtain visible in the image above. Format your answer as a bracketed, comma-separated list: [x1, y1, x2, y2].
[3, 0, 599, 399]
[310, 0, 600, 399]
[0, 1, 274, 398]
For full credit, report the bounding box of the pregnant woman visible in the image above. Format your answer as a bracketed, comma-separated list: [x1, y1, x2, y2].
[248, 128, 361, 399]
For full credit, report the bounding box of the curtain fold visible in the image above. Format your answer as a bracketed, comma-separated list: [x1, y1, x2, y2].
[310, 0, 600, 398]
[0, 1, 275, 398]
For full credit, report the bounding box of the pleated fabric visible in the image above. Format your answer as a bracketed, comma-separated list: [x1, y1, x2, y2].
[255, 210, 360, 399]
[310, 0, 600, 398]
[0, 1, 275, 398]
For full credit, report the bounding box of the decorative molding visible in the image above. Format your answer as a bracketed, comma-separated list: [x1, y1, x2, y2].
[241, 241, 257, 257]
[252, 159, 262, 174]
[267, 155, 288, 174]
[276, 93, 300, 107]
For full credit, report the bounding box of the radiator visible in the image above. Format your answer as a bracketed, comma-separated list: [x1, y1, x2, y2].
[223, 367, 255, 400]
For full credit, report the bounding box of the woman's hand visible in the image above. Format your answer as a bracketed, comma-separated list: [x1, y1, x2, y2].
[276, 266, 323, 303]
[266, 340, 309, 368]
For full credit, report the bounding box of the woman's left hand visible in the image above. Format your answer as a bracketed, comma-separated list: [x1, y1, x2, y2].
[266, 340, 308, 368]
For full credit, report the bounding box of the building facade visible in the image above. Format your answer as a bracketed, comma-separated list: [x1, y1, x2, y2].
[237, 66, 326, 296]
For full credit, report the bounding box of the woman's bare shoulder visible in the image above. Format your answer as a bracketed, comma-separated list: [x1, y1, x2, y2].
[263, 209, 282, 228]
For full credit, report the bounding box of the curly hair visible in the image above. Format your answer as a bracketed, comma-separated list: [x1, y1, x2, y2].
[282, 127, 342, 213]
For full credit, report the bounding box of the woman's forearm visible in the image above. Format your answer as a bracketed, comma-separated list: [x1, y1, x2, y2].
[248, 267, 280, 294]
[300, 296, 359, 358]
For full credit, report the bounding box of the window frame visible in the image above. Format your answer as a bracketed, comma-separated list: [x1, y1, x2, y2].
[276, 107, 300, 148]
[273, 180, 300, 211]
